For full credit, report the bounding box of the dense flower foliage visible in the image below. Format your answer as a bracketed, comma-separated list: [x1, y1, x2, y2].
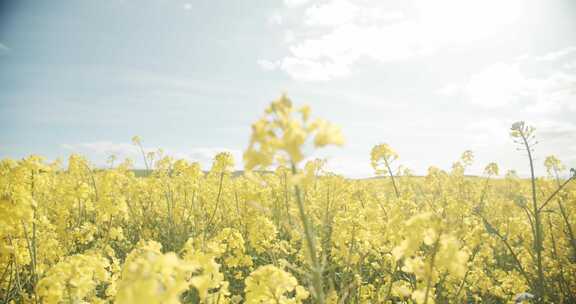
[1, 96, 575, 304]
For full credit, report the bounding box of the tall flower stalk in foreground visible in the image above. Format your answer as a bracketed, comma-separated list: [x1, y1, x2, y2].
[511, 121, 546, 302]
[243, 94, 344, 304]
[507, 121, 575, 303]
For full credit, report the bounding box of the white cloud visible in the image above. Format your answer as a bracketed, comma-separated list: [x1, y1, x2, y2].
[266, 0, 527, 81]
[533, 120, 576, 142]
[257, 59, 280, 71]
[535, 46, 576, 62]
[258, 55, 351, 81]
[466, 119, 513, 149]
[464, 62, 531, 108]
[438, 46, 576, 112]
[284, 0, 311, 8]
[279, 57, 350, 81]
[304, 0, 360, 26]
[304, 0, 404, 27]
[525, 71, 576, 113]
[271, 22, 419, 81]
[288, 22, 417, 62]
[412, 0, 524, 49]
[183, 3, 193, 10]
[283, 30, 295, 43]
[435, 83, 461, 97]
[268, 13, 283, 25]
[275, 2, 416, 81]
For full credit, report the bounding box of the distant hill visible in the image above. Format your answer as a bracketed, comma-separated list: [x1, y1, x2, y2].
[131, 169, 275, 178]
[130, 169, 485, 180]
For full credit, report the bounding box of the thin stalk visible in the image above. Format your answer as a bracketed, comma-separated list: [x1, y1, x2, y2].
[2, 259, 14, 303]
[136, 142, 150, 174]
[291, 163, 325, 304]
[557, 201, 576, 260]
[520, 132, 545, 302]
[551, 170, 576, 259]
[28, 171, 39, 304]
[423, 233, 441, 304]
[538, 176, 575, 212]
[454, 246, 480, 301]
[383, 262, 399, 302]
[206, 171, 225, 235]
[81, 162, 99, 202]
[481, 216, 534, 287]
[384, 158, 400, 199]
[478, 177, 490, 208]
[547, 216, 571, 302]
[284, 172, 293, 226]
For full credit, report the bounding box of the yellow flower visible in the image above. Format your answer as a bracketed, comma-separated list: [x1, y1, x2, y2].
[244, 94, 343, 170]
[37, 253, 110, 304]
[245, 265, 308, 304]
[115, 241, 196, 304]
[370, 143, 398, 175]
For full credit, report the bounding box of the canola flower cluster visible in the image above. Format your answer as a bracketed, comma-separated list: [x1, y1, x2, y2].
[1, 95, 575, 304]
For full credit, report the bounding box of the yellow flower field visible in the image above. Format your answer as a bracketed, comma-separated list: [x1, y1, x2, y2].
[1, 95, 575, 304]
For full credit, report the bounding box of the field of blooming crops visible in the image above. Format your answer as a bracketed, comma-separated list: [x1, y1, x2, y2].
[1, 95, 575, 304]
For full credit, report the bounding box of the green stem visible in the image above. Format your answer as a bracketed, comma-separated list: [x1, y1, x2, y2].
[423, 232, 441, 304]
[481, 216, 534, 288]
[520, 132, 545, 302]
[384, 158, 400, 199]
[205, 171, 225, 242]
[137, 142, 150, 174]
[291, 163, 325, 304]
[538, 176, 575, 212]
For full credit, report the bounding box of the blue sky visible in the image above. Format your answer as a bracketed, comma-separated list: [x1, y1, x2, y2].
[1, 0, 575, 177]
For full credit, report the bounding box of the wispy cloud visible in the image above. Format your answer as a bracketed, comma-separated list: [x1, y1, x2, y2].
[268, 13, 283, 25]
[435, 84, 461, 97]
[0, 43, 10, 55]
[181, 2, 193, 10]
[534, 46, 576, 62]
[466, 119, 513, 149]
[257, 59, 279, 71]
[463, 62, 531, 108]
[534, 120, 576, 142]
[284, 0, 311, 8]
[438, 46, 576, 112]
[260, 0, 527, 81]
